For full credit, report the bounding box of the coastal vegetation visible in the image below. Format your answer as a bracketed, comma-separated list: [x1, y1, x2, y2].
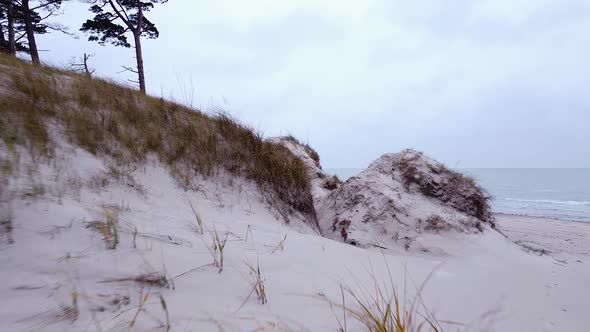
[0, 54, 316, 225]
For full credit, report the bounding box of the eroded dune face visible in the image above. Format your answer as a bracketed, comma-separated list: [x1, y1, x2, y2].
[279, 139, 495, 250]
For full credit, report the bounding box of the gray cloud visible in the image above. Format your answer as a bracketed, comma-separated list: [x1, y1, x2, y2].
[35, 0, 590, 168]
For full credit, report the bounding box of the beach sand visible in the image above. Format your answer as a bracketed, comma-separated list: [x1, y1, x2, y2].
[496, 213, 590, 258]
[2, 152, 589, 331]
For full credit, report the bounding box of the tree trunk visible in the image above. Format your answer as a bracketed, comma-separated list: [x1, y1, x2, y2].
[133, 33, 146, 94]
[7, 0, 16, 55]
[0, 24, 7, 54]
[21, 0, 40, 64]
[134, 0, 145, 94]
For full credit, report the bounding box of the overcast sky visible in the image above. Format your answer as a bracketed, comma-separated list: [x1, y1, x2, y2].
[35, 0, 590, 168]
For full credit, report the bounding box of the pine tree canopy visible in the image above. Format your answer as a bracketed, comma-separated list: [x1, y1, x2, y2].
[80, 0, 166, 48]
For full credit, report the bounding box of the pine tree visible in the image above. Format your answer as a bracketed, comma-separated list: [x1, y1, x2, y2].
[0, 0, 49, 57]
[0, 0, 17, 54]
[81, 0, 167, 94]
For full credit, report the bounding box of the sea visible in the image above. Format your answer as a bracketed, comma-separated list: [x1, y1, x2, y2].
[326, 168, 590, 223]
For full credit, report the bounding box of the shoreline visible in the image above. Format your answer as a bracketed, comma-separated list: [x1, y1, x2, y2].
[493, 211, 590, 225]
[495, 213, 590, 257]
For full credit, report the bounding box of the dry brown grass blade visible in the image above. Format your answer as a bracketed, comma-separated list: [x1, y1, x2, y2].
[100, 272, 169, 288]
[188, 200, 204, 235]
[237, 258, 268, 312]
[160, 294, 170, 332]
[247, 260, 267, 305]
[129, 288, 151, 327]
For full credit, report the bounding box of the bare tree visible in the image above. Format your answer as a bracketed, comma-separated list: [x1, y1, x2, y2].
[70, 52, 95, 76]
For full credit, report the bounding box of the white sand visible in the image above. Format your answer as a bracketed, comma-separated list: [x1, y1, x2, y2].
[496, 213, 590, 258]
[1, 146, 589, 331]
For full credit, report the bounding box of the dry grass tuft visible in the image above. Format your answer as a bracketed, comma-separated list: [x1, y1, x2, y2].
[0, 54, 316, 225]
[345, 286, 440, 332]
[333, 261, 442, 332]
[238, 258, 267, 311]
[272, 232, 289, 253]
[397, 151, 493, 225]
[86, 208, 119, 249]
[423, 215, 452, 233]
[283, 135, 321, 168]
[207, 227, 229, 274]
[248, 260, 267, 305]
[188, 200, 204, 235]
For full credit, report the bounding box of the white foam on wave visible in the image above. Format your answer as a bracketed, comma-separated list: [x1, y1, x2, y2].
[504, 198, 590, 206]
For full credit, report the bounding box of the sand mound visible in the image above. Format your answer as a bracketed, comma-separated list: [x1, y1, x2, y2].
[279, 140, 494, 250]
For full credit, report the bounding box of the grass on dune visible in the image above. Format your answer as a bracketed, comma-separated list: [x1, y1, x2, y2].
[282, 135, 321, 168]
[85, 208, 119, 250]
[326, 258, 444, 332]
[396, 151, 493, 226]
[345, 284, 441, 332]
[247, 259, 267, 305]
[188, 200, 204, 235]
[0, 54, 317, 226]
